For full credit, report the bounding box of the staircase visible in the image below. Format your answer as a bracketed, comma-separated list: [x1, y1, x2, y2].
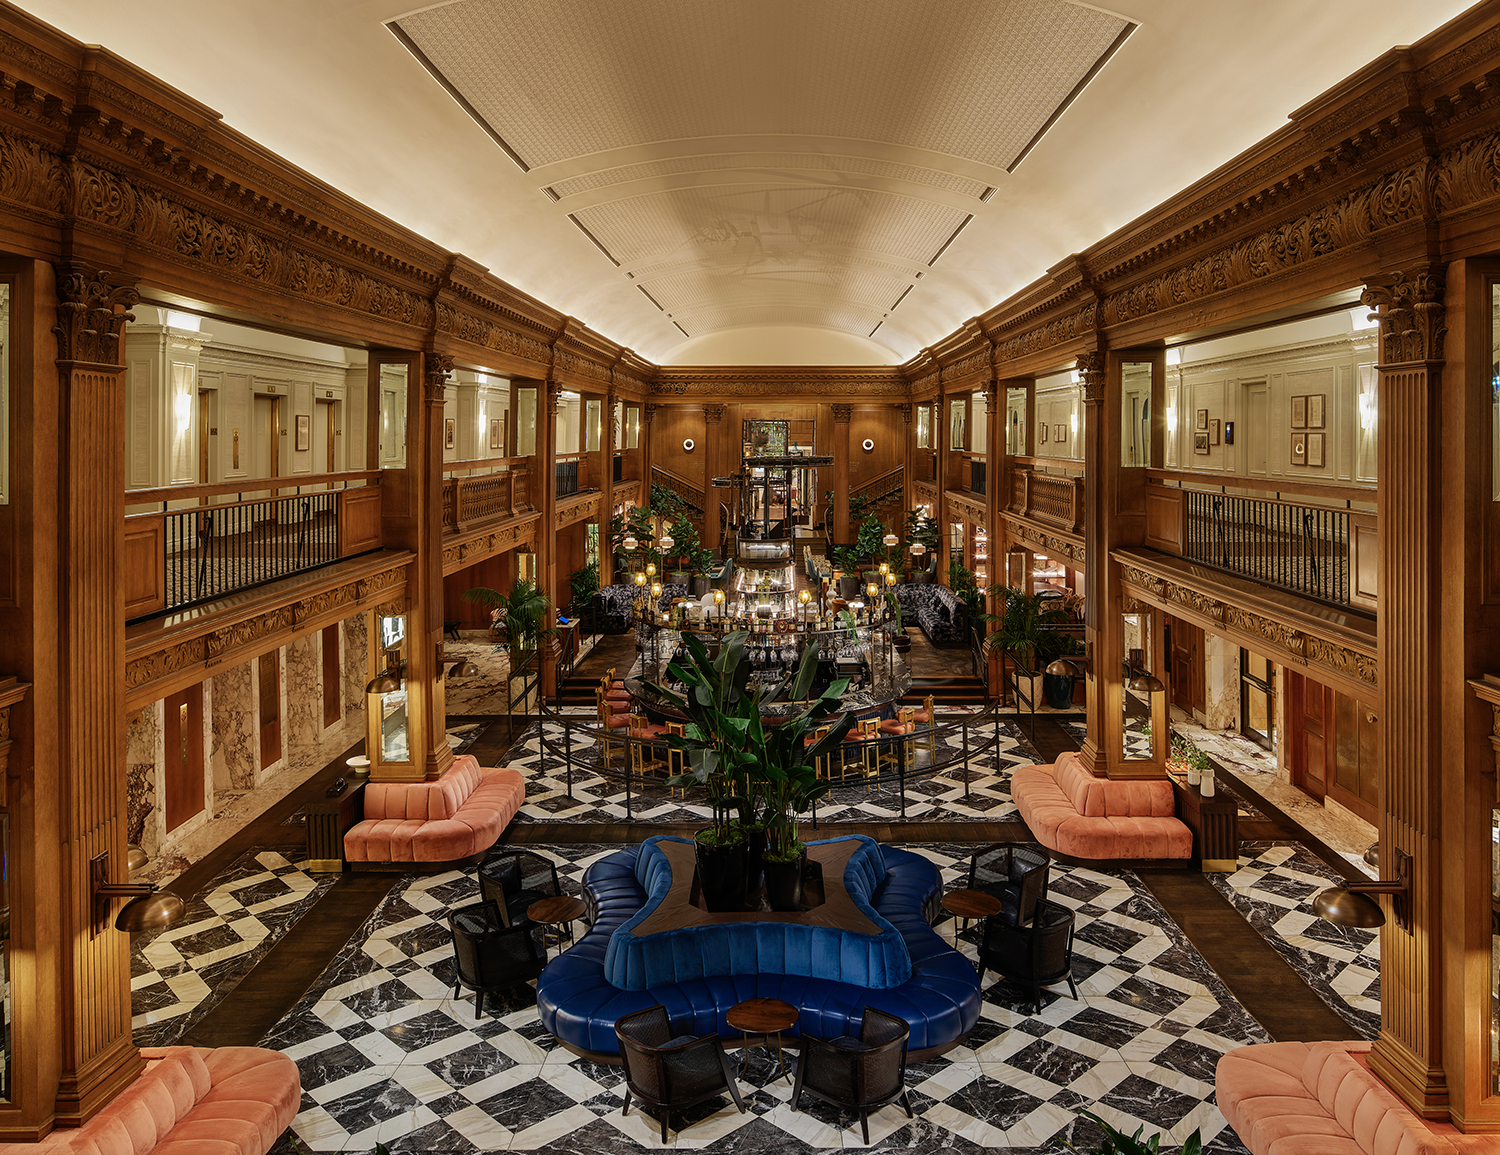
[901, 674, 987, 708]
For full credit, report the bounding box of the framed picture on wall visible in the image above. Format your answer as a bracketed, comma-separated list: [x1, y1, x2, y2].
[1291, 434, 1307, 465]
[1196, 408, 1208, 430]
[489, 418, 502, 451]
[1291, 395, 1307, 428]
[295, 413, 310, 452]
[1308, 393, 1325, 429]
[1307, 432, 1325, 467]
[1039, 422, 1048, 444]
[1194, 431, 1210, 454]
[1209, 418, 1220, 445]
[444, 417, 456, 449]
[1054, 423, 1067, 444]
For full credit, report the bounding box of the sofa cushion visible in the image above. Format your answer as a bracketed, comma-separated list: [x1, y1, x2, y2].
[344, 758, 525, 862]
[1012, 759, 1191, 860]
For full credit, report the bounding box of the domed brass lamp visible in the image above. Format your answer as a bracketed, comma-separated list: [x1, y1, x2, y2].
[1363, 843, 1380, 870]
[449, 658, 481, 677]
[1312, 846, 1411, 930]
[126, 845, 149, 872]
[91, 851, 187, 935]
[1125, 672, 1166, 694]
[365, 648, 403, 695]
[1046, 659, 1080, 678]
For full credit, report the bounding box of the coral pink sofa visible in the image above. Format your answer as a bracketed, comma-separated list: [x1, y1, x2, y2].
[1216, 1041, 1455, 1155]
[344, 754, 524, 864]
[0, 1046, 299, 1155]
[1011, 752, 1191, 860]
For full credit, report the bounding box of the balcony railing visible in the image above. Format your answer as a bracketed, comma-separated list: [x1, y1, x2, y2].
[556, 459, 580, 499]
[1184, 490, 1353, 606]
[970, 460, 986, 496]
[441, 459, 531, 530]
[1008, 468, 1085, 533]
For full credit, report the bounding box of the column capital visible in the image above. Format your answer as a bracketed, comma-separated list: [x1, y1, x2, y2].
[423, 353, 454, 404]
[1077, 351, 1106, 404]
[53, 265, 138, 368]
[1361, 265, 1447, 365]
[897, 402, 912, 424]
[545, 382, 561, 417]
[703, 404, 725, 424]
[644, 403, 659, 424]
[831, 403, 853, 424]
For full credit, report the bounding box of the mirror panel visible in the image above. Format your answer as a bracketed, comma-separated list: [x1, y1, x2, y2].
[516, 388, 537, 456]
[1121, 610, 1157, 761]
[376, 614, 409, 764]
[1006, 387, 1026, 455]
[915, 405, 930, 449]
[377, 363, 408, 468]
[1121, 360, 1153, 468]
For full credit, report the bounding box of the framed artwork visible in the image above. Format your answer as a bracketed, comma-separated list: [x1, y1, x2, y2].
[295, 413, 310, 452]
[1291, 395, 1307, 429]
[489, 418, 502, 450]
[444, 417, 456, 449]
[1053, 423, 1067, 444]
[1194, 431, 1210, 454]
[1307, 432, 1325, 467]
[1209, 418, 1221, 445]
[1291, 434, 1307, 465]
[1308, 393, 1325, 429]
[1039, 422, 1048, 444]
[1196, 408, 1209, 430]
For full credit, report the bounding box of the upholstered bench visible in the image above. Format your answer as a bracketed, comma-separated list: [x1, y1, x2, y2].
[536, 835, 980, 1060]
[0, 1046, 299, 1155]
[895, 583, 966, 644]
[344, 754, 524, 865]
[1012, 751, 1192, 861]
[1216, 1041, 1456, 1155]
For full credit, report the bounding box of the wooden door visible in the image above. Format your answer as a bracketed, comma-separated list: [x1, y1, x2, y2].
[258, 651, 281, 769]
[162, 685, 204, 833]
[1286, 669, 1328, 801]
[1329, 692, 1379, 822]
[322, 623, 341, 728]
[1166, 616, 1205, 715]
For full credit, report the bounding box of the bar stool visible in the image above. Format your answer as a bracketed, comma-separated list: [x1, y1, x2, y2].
[910, 694, 938, 767]
[665, 721, 688, 799]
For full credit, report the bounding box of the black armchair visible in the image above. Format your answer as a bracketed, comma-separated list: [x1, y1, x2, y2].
[477, 849, 563, 929]
[615, 1005, 745, 1142]
[790, 1007, 913, 1144]
[976, 896, 1078, 1011]
[448, 900, 547, 1019]
[967, 843, 1050, 928]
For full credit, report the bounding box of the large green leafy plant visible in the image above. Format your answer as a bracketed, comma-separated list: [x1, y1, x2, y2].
[1064, 1112, 1200, 1155]
[983, 584, 1070, 671]
[463, 579, 552, 667]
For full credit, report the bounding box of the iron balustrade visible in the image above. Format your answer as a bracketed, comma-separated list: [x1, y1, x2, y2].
[1183, 489, 1352, 606]
[555, 459, 579, 498]
[162, 490, 341, 613]
[970, 460, 987, 496]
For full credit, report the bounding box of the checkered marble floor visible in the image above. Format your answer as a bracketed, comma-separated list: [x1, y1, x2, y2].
[508, 716, 1038, 825]
[262, 843, 1264, 1154]
[131, 848, 335, 1047]
[1207, 842, 1380, 1039]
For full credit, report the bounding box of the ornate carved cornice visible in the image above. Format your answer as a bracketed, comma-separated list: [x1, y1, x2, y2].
[1003, 515, 1086, 565]
[652, 369, 908, 399]
[1361, 265, 1447, 364]
[54, 265, 138, 367]
[441, 515, 540, 574]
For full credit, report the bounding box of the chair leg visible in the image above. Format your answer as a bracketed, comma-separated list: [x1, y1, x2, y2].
[718, 1048, 745, 1113]
[790, 1051, 806, 1111]
[1066, 974, 1079, 1001]
[621, 1088, 631, 1116]
[474, 990, 485, 1020]
[660, 1109, 669, 1143]
[901, 1090, 914, 1119]
[859, 1109, 870, 1146]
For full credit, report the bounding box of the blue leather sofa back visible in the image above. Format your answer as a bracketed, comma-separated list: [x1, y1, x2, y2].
[602, 836, 912, 991]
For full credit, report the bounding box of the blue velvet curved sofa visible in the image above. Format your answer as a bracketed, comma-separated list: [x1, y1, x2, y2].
[536, 835, 981, 1060]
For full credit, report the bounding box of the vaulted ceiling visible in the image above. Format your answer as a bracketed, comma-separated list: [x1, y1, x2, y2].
[15, 0, 1476, 365]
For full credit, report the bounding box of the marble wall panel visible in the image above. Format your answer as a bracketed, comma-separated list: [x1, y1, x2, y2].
[1204, 633, 1240, 731]
[126, 702, 163, 856]
[343, 612, 368, 718]
[210, 660, 258, 791]
[285, 633, 321, 747]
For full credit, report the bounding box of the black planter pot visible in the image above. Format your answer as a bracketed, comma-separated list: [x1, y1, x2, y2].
[837, 574, 861, 600]
[1042, 673, 1077, 710]
[763, 850, 806, 911]
[694, 834, 748, 912]
[892, 633, 912, 654]
[689, 575, 711, 598]
[744, 826, 766, 904]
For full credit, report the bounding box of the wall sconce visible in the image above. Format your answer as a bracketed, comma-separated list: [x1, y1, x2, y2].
[365, 648, 403, 695]
[683, 438, 695, 452]
[1312, 847, 1411, 930]
[449, 658, 481, 677]
[862, 439, 874, 451]
[91, 850, 186, 936]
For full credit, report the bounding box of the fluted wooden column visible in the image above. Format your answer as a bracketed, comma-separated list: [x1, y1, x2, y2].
[1363, 266, 1449, 1117]
[51, 264, 144, 1122]
[1077, 351, 1111, 775]
[831, 404, 851, 547]
[703, 404, 725, 553]
[411, 354, 454, 781]
[599, 389, 617, 587]
[539, 382, 560, 700]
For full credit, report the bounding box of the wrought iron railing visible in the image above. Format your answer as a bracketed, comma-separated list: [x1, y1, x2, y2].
[970, 460, 986, 496]
[164, 492, 341, 613]
[1184, 490, 1351, 605]
[555, 459, 579, 498]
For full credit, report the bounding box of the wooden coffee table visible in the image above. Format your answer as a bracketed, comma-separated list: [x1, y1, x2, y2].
[726, 997, 798, 1084]
[527, 895, 587, 959]
[941, 889, 1002, 945]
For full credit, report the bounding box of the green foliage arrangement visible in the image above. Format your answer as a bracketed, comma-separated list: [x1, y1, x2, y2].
[463, 579, 552, 667]
[1063, 1111, 1200, 1155]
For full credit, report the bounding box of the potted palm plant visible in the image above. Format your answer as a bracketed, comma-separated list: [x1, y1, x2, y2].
[462, 578, 552, 670]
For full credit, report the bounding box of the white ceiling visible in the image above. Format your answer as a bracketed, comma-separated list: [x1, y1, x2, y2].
[14, 0, 1476, 366]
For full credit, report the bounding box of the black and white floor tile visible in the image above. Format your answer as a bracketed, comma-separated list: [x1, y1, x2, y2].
[131, 848, 335, 1047]
[1206, 842, 1380, 1039]
[503, 719, 1039, 825]
[263, 844, 1264, 1153]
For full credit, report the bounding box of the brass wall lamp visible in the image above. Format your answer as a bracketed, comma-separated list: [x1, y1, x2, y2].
[1312, 846, 1411, 930]
[91, 850, 186, 936]
[365, 648, 404, 694]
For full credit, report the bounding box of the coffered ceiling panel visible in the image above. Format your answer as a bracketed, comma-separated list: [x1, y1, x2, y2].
[391, 0, 1133, 343]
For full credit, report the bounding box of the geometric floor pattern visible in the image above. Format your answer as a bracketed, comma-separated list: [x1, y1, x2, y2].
[262, 843, 1264, 1153]
[508, 717, 1040, 826]
[131, 848, 335, 1047]
[1207, 842, 1381, 1040]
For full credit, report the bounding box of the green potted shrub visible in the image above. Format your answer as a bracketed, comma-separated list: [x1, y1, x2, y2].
[462, 579, 553, 670]
[688, 545, 715, 598]
[832, 546, 862, 599]
[566, 561, 599, 631]
[887, 591, 911, 654]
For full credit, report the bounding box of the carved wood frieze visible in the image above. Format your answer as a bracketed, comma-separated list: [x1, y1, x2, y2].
[652, 372, 908, 398]
[441, 515, 540, 574]
[1003, 515, 1086, 565]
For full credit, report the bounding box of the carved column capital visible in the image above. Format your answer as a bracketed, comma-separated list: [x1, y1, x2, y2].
[545, 383, 561, 417]
[423, 353, 455, 404]
[644, 403, 659, 424]
[1361, 266, 1447, 365]
[1077, 351, 1107, 404]
[703, 404, 725, 424]
[831, 404, 853, 424]
[53, 265, 139, 367]
[897, 403, 912, 424]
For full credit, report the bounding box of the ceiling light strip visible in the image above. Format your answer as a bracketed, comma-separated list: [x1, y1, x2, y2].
[385, 21, 533, 173]
[889, 285, 914, 311]
[672, 321, 691, 338]
[927, 216, 973, 267]
[567, 215, 622, 267]
[1006, 22, 1138, 174]
[868, 321, 883, 339]
[638, 286, 667, 312]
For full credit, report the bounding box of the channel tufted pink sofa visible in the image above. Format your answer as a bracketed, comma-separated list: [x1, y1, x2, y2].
[1216, 1041, 1456, 1155]
[0, 1046, 299, 1155]
[344, 754, 525, 864]
[1011, 751, 1191, 861]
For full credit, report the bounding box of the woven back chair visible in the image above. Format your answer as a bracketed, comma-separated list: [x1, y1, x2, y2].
[976, 896, 1078, 1012]
[791, 1007, 912, 1143]
[615, 1005, 744, 1141]
[476, 849, 563, 930]
[967, 843, 1050, 928]
[448, 899, 546, 1019]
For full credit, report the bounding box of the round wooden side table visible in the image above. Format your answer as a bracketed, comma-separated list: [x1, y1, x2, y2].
[526, 895, 587, 960]
[726, 997, 798, 1084]
[941, 889, 1002, 946]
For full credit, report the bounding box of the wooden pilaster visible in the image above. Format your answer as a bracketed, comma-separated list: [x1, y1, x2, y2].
[703, 404, 725, 553]
[831, 404, 851, 548]
[1078, 351, 1111, 776]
